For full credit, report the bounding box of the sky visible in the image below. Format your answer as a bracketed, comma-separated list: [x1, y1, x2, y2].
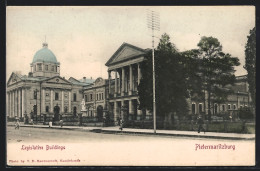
[6, 6, 255, 81]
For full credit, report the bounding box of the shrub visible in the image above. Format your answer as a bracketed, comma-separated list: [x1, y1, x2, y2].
[239, 107, 254, 120]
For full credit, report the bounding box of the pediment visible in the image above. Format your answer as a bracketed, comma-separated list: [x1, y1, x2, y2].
[7, 72, 23, 86]
[43, 76, 72, 85]
[94, 77, 105, 87]
[105, 43, 146, 66]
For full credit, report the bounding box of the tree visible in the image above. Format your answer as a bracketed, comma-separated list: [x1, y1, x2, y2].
[197, 36, 240, 121]
[181, 49, 204, 109]
[244, 27, 256, 108]
[138, 33, 189, 128]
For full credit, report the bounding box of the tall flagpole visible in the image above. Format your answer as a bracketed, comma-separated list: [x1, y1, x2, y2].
[147, 10, 160, 134]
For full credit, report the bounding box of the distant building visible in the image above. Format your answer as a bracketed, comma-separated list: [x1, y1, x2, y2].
[189, 75, 251, 116]
[82, 77, 108, 121]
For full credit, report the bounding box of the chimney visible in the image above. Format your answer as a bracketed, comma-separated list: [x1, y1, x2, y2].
[83, 77, 86, 82]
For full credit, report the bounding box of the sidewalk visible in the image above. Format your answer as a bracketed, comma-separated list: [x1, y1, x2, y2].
[7, 122, 255, 140]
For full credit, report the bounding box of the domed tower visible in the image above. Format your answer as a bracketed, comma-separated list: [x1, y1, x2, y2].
[30, 42, 60, 78]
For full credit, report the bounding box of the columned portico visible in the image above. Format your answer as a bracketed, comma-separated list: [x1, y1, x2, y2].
[105, 43, 148, 123]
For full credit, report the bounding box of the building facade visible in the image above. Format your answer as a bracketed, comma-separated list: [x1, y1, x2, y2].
[105, 43, 152, 122]
[6, 41, 253, 123]
[189, 75, 251, 116]
[6, 42, 94, 121]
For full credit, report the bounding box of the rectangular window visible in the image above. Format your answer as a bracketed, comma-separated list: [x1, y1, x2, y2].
[55, 92, 59, 100]
[51, 66, 54, 71]
[192, 104, 195, 114]
[102, 93, 104, 100]
[73, 93, 77, 101]
[34, 65, 36, 71]
[38, 64, 42, 71]
[99, 94, 101, 100]
[46, 106, 49, 113]
[90, 94, 93, 101]
[233, 104, 236, 110]
[45, 65, 48, 71]
[34, 90, 37, 99]
[199, 103, 202, 113]
[96, 94, 98, 100]
[228, 104, 231, 110]
[85, 95, 87, 102]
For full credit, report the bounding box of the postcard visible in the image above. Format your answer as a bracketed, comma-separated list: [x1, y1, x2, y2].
[6, 6, 255, 166]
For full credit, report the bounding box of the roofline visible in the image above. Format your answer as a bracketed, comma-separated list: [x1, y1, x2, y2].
[105, 42, 147, 66]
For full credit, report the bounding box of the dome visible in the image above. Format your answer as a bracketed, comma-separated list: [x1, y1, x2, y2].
[32, 43, 59, 64]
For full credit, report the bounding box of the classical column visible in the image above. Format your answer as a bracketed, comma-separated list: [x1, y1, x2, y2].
[14, 89, 17, 117]
[118, 71, 121, 94]
[114, 71, 118, 97]
[10, 91, 13, 117]
[18, 89, 21, 117]
[13, 91, 15, 117]
[129, 65, 133, 95]
[22, 88, 25, 117]
[50, 89, 53, 112]
[42, 88, 45, 113]
[9, 92, 12, 117]
[114, 101, 118, 121]
[129, 100, 133, 114]
[138, 63, 142, 85]
[121, 67, 125, 96]
[6, 92, 9, 117]
[69, 91, 71, 113]
[61, 90, 64, 113]
[108, 71, 111, 95]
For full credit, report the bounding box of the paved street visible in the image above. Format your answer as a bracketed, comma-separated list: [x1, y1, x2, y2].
[7, 126, 255, 166]
[7, 126, 255, 143]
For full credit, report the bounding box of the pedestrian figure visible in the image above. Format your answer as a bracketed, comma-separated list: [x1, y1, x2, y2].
[15, 118, 20, 130]
[49, 121, 52, 128]
[197, 116, 205, 134]
[117, 117, 120, 126]
[119, 118, 123, 131]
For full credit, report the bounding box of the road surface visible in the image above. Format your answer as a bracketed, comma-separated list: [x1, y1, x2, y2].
[6, 126, 255, 166]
